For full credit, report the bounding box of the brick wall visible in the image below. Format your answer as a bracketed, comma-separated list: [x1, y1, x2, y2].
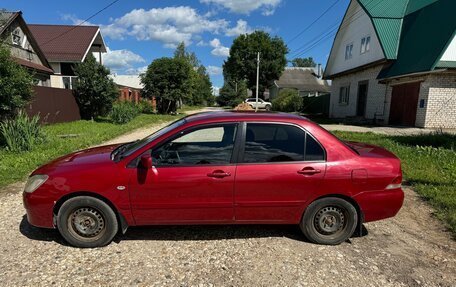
[329, 65, 388, 122]
[422, 73, 456, 128]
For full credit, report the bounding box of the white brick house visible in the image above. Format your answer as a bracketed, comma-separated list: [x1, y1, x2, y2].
[324, 0, 456, 128]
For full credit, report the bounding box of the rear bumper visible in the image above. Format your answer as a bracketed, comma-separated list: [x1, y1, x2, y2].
[353, 188, 404, 222]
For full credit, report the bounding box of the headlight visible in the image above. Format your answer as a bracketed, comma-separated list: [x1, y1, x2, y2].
[24, 175, 49, 193]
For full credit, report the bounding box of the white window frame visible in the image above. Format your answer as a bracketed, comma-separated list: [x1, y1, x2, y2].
[339, 85, 350, 105]
[11, 29, 21, 46]
[360, 36, 371, 54]
[345, 43, 354, 60]
[62, 76, 78, 90]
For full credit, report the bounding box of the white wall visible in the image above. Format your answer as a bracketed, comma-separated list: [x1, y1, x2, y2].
[325, 0, 385, 77]
[329, 64, 388, 121]
[440, 35, 456, 61]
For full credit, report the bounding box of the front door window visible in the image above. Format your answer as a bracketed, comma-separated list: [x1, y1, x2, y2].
[152, 124, 237, 166]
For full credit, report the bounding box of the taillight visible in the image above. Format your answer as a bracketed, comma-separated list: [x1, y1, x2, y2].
[386, 175, 402, 190]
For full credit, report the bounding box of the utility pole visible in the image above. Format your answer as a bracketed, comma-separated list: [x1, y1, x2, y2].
[255, 52, 260, 112]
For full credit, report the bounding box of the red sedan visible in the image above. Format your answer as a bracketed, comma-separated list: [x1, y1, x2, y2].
[23, 112, 404, 248]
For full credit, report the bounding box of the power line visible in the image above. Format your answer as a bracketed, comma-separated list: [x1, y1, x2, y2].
[286, 0, 342, 45]
[41, 0, 120, 46]
[289, 0, 387, 58]
[290, 22, 340, 57]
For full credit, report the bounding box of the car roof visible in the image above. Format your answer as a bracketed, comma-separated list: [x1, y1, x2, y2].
[184, 111, 307, 124]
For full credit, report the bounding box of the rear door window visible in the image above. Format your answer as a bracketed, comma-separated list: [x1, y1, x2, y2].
[242, 123, 325, 163]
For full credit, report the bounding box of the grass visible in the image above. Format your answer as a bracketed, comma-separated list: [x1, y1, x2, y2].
[0, 113, 180, 187]
[333, 130, 456, 236]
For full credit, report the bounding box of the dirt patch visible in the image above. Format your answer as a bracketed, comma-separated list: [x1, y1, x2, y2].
[0, 187, 454, 286]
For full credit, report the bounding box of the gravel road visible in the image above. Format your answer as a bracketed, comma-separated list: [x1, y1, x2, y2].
[1, 109, 455, 286]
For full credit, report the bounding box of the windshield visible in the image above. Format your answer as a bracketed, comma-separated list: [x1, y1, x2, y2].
[116, 118, 186, 160]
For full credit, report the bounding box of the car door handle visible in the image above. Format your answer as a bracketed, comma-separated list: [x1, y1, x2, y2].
[207, 170, 231, 178]
[297, 167, 321, 175]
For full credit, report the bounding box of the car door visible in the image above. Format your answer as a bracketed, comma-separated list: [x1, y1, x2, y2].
[128, 123, 239, 225]
[234, 122, 326, 223]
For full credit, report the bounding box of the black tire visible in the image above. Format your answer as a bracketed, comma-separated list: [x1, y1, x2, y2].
[57, 196, 118, 248]
[300, 197, 358, 245]
[265, 105, 271, 111]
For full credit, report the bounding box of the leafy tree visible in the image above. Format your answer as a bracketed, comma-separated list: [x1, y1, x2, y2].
[0, 44, 34, 120]
[173, 42, 214, 106]
[141, 57, 192, 114]
[192, 66, 215, 106]
[217, 80, 248, 107]
[271, 88, 303, 112]
[223, 31, 288, 97]
[174, 42, 200, 67]
[73, 54, 118, 119]
[291, 57, 316, 67]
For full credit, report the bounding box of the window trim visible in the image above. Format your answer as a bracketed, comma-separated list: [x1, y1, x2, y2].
[339, 85, 350, 105]
[11, 29, 21, 46]
[360, 35, 371, 54]
[129, 122, 241, 168]
[236, 121, 327, 165]
[345, 42, 354, 60]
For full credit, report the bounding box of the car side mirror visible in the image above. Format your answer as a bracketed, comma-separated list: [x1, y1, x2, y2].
[140, 154, 153, 169]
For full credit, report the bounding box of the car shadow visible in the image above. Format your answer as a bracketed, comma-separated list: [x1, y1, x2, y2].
[19, 215, 70, 246]
[20, 215, 368, 246]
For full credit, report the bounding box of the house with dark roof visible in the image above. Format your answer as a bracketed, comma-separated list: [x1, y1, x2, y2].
[270, 67, 331, 99]
[0, 11, 53, 85]
[28, 24, 107, 90]
[324, 0, 456, 128]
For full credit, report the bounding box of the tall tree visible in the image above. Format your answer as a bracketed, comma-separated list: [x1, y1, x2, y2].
[291, 57, 316, 67]
[141, 57, 192, 114]
[0, 44, 34, 120]
[73, 54, 118, 119]
[223, 31, 288, 97]
[216, 79, 248, 107]
[173, 42, 214, 106]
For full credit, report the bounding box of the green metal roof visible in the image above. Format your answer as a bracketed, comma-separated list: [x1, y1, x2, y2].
[358, 0, 440, 60]
[377, 0, 456, 79]
[371, 18, 402, 59]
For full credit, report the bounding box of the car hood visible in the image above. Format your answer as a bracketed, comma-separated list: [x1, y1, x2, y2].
[33, 144, 121, 175]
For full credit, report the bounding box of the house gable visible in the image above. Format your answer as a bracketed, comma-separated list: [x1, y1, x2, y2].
[0, 11, 52, 73]
[324, 0, 385, 78]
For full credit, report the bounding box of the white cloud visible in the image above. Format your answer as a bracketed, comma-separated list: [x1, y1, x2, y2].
[225, 19, 253, 37]
[200, 0, 282, 15]
[125, 65, 148, 75]
[196, 40, 208, 46]
[103, 48, 145, 72]
[210, 38, 230, 57]
[212, 86, 220, 96]
[207, 65, 223, 75]
[100, 7, 228, 47]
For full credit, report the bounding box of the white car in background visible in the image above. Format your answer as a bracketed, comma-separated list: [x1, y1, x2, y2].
[245, 98, 272, 111]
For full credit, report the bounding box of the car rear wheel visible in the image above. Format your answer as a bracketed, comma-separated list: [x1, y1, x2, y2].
[300, 197, 358, 245]
[265, 105, 271, 111]
[57, 196, 118, 248]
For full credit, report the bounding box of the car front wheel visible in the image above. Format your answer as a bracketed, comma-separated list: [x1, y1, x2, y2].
[300, 197, 358, 245]
[57, 196, 118, 248]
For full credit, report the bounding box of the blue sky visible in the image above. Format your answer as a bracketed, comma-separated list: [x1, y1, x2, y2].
[3, 0, 349, 91]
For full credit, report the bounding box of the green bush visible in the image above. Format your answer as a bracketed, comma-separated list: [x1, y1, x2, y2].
[138, 100, 155, 114]
[0, 111, 45, 152]
[109, 102, 140, 124]
[272, 88, 303, 112]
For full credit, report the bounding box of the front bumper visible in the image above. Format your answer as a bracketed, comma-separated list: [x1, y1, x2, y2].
[353, 188, 404, 222]
[23, 191, 55, 228]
